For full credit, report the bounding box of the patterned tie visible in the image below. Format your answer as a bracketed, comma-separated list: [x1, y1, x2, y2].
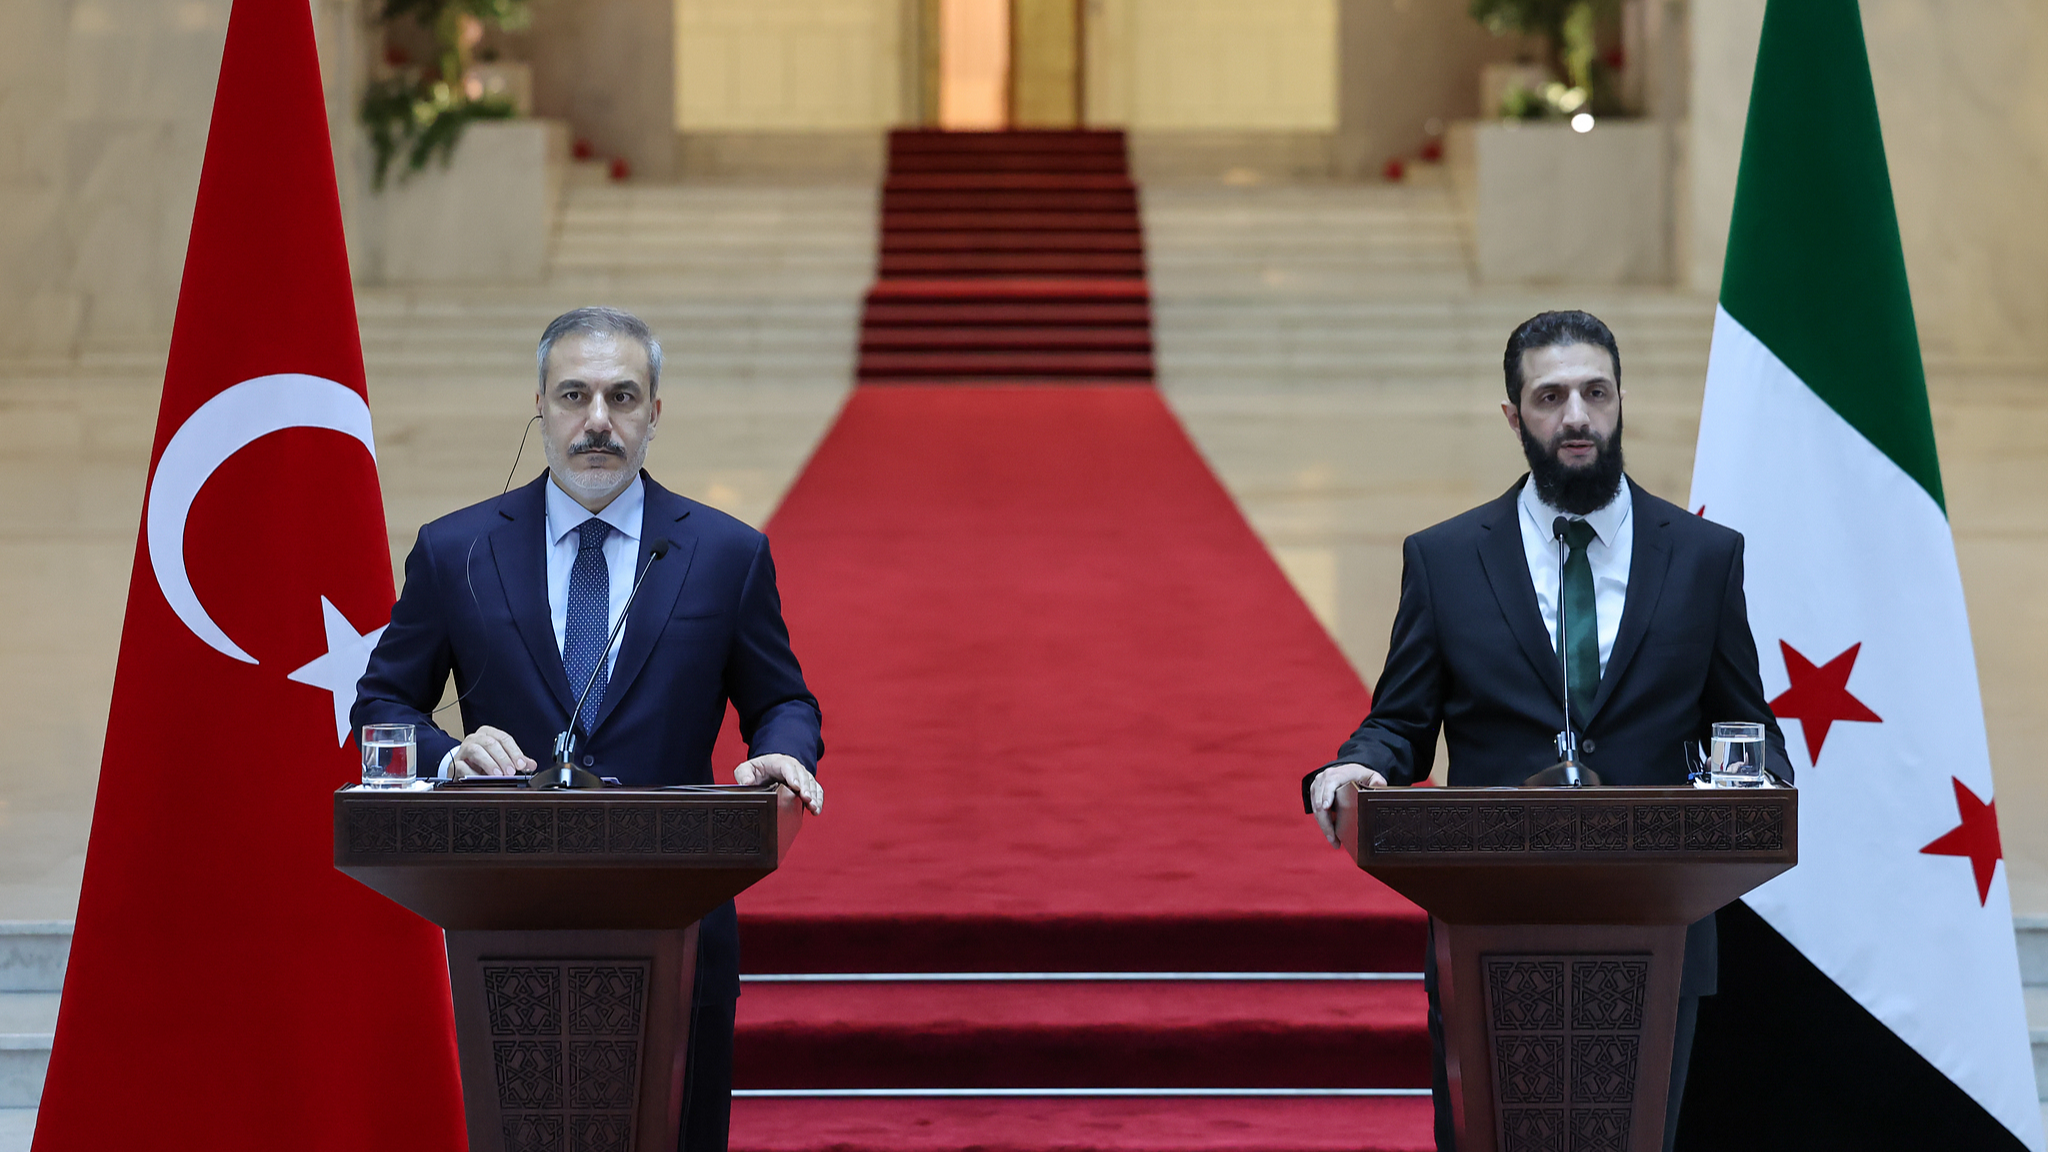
[1558, 518, 1600, 726]
[561, 518, 612, 736]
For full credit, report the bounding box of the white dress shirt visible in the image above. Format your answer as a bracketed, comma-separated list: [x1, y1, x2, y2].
[544, 473, 646, 682]
[1517, 475, 1632, 677]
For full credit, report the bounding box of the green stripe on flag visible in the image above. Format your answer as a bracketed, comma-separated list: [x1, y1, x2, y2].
[1719, 0, 1944, 512]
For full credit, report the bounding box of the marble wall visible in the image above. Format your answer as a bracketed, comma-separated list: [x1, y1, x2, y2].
[0, 0, 229, 357]
[1086, 0, 1338, 131]
[1687, 0, 2048, 369]
[0, 0, 369, 357]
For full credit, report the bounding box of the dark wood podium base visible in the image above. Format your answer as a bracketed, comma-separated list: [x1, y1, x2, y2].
[333, 784, 803, 1152]
[1435, 919, 1686, 1152]
[1335, 784, 1797, 1152]
[445, 926, 699, 1152]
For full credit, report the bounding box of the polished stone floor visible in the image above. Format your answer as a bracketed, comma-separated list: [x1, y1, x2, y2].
[2, 174, 2046, 930]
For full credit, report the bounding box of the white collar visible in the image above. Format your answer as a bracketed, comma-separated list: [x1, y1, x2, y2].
[545, 473, 645, 545]
[1520, 473, 1631, 547]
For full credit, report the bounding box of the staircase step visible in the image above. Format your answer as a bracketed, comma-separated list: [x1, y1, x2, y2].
[883, 232, 1145, 254]
[858, 350, 1154, 378]
[883, 212, 1141, 233]
[862, 327, 1153, 353]
[886, 174, 1136, 193]
[734, 981, 1427, 1090]
[885, 190, 1139, 214]
[0, 925, 68, 994]
[730, 1096, 1433, 1152]
[0, 993, 56, 1108]
[879, 252, 1147, 277]
[869, 278, 1149, 304]
[864, 302, 1153, 328]
[890, 153, 1132, 175]
[739, 913, 1426, 975]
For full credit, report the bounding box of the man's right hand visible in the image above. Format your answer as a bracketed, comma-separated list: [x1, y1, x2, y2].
[451, 726, 536, 777]
[1310, 762, 1389, 849]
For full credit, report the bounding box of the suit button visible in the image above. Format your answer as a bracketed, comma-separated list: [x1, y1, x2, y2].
[582, 755, 595, 767]
[1583, 739, 1597, 753]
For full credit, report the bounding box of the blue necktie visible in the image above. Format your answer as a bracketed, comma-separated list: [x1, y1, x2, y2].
[562, 518, 612, 736]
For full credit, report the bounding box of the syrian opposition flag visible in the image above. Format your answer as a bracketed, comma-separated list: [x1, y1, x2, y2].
[1679, 2, 2042, 1148]
[32, 0, 465, 1148]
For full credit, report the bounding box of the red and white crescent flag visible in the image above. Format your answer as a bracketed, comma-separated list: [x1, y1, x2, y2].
[33, 0, 466, 1147]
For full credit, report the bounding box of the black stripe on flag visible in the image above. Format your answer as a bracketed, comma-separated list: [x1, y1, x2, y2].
[1679, 901, 2028, 1150]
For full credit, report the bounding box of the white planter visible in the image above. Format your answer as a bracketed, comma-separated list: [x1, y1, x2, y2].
[1447, 119, 1671, 286]
[356, 118, 568, 285]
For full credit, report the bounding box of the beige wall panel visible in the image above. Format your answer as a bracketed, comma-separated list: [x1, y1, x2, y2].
[1012, 0, 1079, 128]
[1088, 0, 1336, 131]
[1688, 0, 2048, 369]
[676, 0, 905, 130]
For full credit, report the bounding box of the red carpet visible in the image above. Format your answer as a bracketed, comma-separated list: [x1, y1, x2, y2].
[723, 131, 1429, 1151]
[730, 1099, 1431, 1152]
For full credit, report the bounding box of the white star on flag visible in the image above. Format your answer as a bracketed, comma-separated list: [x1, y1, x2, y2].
[287, 596, 387, 745]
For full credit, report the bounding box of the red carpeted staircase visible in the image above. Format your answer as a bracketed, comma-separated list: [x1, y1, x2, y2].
[858, 130, 1154, 384]
[726, 131, 1432, 1152]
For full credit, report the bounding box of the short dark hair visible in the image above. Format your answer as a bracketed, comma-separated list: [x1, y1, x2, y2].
[1503, 310, 1620, 405]
[537, 306, 663, 393]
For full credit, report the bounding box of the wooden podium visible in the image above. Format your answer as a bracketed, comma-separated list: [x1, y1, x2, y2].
[1334, 784, 1796, 1152]
[334, 783, 803, 1152]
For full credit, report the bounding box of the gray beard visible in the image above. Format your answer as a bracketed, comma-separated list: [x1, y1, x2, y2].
[545, 439, 648, 505]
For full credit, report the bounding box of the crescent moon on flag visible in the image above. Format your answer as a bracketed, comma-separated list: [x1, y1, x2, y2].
[146, 373, 377, 664]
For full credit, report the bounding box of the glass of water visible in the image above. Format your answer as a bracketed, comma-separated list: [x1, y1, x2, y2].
[360, 724, 417, 788]
[1709, 721, 1767, 788]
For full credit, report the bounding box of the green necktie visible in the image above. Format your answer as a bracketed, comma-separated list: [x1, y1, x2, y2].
[1558, 518, 1599, 726]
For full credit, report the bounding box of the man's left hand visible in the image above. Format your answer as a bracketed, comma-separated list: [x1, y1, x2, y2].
[734, 753, 823, 815]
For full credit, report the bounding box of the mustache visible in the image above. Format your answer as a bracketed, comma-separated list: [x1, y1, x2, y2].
[1546, 425, 1606, 454]
[568, 435, 625, 456]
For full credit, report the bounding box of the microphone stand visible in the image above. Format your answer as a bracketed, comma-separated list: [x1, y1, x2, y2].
[530, 537, 674, 790]
[1525, 516, 1601, 788]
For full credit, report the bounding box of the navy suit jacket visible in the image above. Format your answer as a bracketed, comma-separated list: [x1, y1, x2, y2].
[352, 472, 823, 1001]
[1307, 476, 1791, 993]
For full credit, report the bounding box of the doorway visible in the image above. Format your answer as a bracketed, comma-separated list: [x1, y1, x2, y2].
[932, 0, 1082, 130]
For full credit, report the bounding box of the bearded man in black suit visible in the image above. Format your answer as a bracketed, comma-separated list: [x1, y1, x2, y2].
[1302, 310, 1792, 1152]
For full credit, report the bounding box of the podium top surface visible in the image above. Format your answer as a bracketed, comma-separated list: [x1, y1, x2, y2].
[1342, 785, 1797, 926]
[333, 783, 803, 929]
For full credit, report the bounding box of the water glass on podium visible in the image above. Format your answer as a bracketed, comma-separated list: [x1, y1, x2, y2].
[1709, 721, 1767, 787]
[360, 723, 417, 788]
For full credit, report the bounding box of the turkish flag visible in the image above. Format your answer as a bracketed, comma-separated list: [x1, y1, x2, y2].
[31, 0, 466, 1149]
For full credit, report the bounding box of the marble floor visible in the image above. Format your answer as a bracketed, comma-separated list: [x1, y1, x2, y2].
[2, 174, 2046, 931]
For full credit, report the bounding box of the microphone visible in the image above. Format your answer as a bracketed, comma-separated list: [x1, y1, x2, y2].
[532, 536, 676, 790]
[1525, 515, 1600, 787]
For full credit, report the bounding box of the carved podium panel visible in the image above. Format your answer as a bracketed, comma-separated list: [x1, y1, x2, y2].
[336, 785, 803, 1152]
[1335, 785, 1796, 1152]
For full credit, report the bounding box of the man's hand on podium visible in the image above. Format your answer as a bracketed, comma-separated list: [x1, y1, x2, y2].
[451, 725, 538, 777]
[1311, 763, 1389, 849]
[734, 753, 824, 815]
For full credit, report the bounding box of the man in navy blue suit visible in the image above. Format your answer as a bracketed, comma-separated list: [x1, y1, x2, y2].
[352, 306, 824, 1152]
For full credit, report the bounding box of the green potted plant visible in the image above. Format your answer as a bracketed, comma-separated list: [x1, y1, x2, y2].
[361, 0, 531, 189]
[1471, 0, 1622, 120]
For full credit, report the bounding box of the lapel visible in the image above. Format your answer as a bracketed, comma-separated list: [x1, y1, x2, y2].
[488, 474, 577, 718]
[1586, 479, 1672, 724]
[587, 475, 698, 736]
[1475, 479, 1567, 702]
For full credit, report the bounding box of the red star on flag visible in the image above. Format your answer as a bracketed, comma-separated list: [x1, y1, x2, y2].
[1769, 641, 1882, 764]
[1921, 778, 2004, 905]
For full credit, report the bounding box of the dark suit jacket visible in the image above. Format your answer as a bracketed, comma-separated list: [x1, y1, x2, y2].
[1306, 476, 1791, 993]
[351, 472, 823, 1001]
